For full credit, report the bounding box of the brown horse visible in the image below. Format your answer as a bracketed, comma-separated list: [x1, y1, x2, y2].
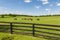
[22, 18, 33, 21]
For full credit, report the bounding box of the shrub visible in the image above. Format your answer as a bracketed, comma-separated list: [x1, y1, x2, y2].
[1, 15, 4, 18]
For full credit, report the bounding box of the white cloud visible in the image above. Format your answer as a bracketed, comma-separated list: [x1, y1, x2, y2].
[57, 3, 60, 6]
[38, 0, 48, 1]
[43, 2, 48, 4]
[24, 0, 31, 3]
[40, 0, 49, 4]
[45, 8, 50, 11]
[45, 8, 51, 14]
[35, 6, 40, 9]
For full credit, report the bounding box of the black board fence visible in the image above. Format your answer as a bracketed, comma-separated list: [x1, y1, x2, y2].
[10, 23, 13, 34]
[0, 22, 60, 39]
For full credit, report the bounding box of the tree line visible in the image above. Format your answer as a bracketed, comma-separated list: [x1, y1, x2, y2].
[0, 14, 60, 18]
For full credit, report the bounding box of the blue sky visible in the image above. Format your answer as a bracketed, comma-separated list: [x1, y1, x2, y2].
[0, 0, 60, 16]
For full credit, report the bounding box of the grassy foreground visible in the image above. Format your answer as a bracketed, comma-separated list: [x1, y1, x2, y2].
[0, 32, 46, 40]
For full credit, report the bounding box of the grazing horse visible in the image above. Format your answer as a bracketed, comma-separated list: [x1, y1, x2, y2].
[22, 18, 33, 21]
[14, 17, 17, 20]
[29, 18, 33, 21]
[37, 18, 40, 21]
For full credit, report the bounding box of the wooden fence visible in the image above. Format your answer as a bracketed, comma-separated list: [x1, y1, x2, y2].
[0, 22, 60, 39]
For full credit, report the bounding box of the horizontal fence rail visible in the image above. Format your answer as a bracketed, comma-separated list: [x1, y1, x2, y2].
[0, 22, 60, 39]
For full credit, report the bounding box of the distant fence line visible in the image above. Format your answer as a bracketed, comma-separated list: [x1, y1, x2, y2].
[0, 22, 60, 39]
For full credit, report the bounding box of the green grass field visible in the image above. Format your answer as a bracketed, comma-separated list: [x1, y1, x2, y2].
[0, 16, 60, 24]
[0, 15, 60, 40]
[0, 32, 46, 40]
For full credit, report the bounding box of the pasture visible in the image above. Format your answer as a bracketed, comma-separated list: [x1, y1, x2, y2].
[0, 15, 60, 24]
[0, 15, 60, 40]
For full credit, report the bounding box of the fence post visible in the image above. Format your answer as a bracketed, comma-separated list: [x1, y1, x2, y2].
[32, 24, 35, 36]
[10, 23, 13, 34]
